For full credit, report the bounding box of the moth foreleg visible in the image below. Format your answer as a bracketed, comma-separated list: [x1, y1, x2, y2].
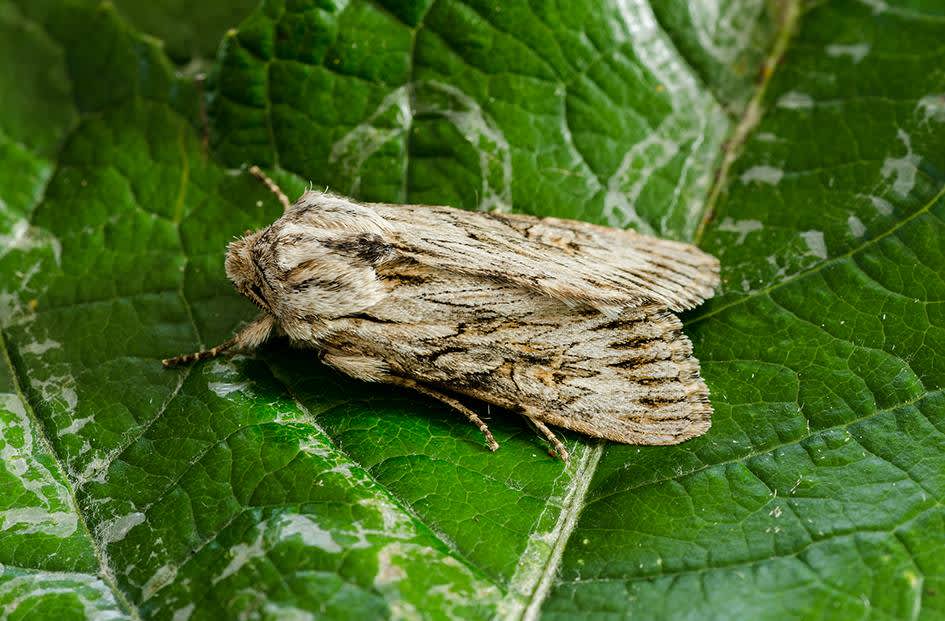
[162, 314, 274, 368]
[393, 378, 500, 453]
[525, 414, 570, 462]
[249, 165, 291, 213]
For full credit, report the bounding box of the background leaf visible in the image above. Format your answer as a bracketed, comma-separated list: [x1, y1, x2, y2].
[1, 1, 943, 620]
[111, 0, 260, 64]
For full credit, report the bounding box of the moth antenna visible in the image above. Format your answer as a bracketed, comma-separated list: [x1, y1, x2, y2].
[161, 337, 237, 367]
[249, 165, 291, 212]
[162, 315, 274, 368]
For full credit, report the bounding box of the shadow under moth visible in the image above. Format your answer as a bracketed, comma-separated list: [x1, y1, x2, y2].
[164, 168, 720, 460]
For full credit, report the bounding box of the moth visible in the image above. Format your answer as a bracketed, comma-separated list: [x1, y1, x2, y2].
[164, 168, 720, 460]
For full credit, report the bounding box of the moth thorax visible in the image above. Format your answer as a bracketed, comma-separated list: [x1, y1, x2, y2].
[225, 236, 255, 287]
[225, 232, 271, 310]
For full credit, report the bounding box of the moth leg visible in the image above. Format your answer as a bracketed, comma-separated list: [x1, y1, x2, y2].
[320, 353, 499, 452]
[162, 314, 274, 368]
[525, 414, 570, 462]
[249, 165, 291, 213]
[391, 378, 499, 453]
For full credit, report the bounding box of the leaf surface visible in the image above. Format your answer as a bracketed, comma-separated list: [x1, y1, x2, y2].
[1, 1, 943, 620]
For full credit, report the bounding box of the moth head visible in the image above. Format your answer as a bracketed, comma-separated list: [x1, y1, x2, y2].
[225, 231, 271, 311]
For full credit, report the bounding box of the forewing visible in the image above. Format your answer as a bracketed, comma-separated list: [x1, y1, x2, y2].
[372, 202, 719, 312]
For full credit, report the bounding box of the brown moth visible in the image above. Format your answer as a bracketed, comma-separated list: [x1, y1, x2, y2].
[164, 169, 720, 460]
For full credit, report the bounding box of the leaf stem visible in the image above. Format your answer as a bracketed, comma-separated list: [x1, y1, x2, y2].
[693, 0, 803, 245]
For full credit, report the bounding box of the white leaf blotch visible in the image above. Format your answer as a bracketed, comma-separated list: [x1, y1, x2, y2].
[825, 43, 870, 63]
[740, 166, 784, 185]
[881, 129, 920, 197]
[0, 507, 77, 538]
[847, 215, 866, 237]
[98, 511, 145, 544]
[777, 91, 814, 110]
[205, 359, 253, 399]
[718, 218, 764, 244]
[19, 339, 60, 356]
[141, 563, 179, 600]
[756, 132, 782, 143]
[801, 230, 828, 259]
[278, 513, 342, 553]
[917, 94, 945, 124]
[861, 194, 894, 215]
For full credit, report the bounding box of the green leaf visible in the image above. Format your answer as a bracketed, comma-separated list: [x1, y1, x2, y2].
[110, 0, 260, 63]
[650, 0, 779, 109]
[0, 1, 130, 618]
[543, 1, 945, 619]
[1, 1, 943, 620]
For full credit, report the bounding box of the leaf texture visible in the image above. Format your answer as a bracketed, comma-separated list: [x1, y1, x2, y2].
[1, 1, 942, 620]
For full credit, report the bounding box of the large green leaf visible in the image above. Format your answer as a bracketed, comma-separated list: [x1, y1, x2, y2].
[1, 0, 943, 620]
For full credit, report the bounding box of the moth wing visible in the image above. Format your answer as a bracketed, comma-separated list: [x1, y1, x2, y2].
[514, 307, 713, 445]
[498, 212, 720, 309]
[425, 301, 713, 445]
[372, 203, 719, 313]
[316, 266, 712, 445]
